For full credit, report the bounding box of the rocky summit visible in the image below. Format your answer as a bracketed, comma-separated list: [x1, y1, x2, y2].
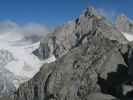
[36, 7, 127, 59]
[2, 7, 133, 100]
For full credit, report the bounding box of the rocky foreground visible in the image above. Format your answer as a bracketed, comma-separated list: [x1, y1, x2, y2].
[2, 7, 133, 100]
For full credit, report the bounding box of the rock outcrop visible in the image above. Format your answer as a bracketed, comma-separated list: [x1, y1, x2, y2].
[13, 30, 126, 100]
[37, 7, 127, 59]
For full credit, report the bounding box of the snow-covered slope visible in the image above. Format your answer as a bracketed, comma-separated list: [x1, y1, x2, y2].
[122, 32, 133, 41]
[0, 32, 56, 96]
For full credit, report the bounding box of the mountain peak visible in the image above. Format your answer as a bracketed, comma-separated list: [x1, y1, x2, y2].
[81, 6, 104, 20]
[116, 14, 133, 33]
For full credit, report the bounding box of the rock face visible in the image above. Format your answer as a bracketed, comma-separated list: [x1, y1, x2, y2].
[13, 30, 126, 100]
[38, 7, 127, 59]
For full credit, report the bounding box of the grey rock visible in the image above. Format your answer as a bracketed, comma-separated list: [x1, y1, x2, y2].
[33, 43, 50, 60]
[12, 31, 126, 100]
[122, 85, 133, 95]
[0, 96, 13, 100]
[37, 7, 127, 60]
[40, 20, 76, 59]
[75, 7, 127, 44]
[86, 93, 116, 100]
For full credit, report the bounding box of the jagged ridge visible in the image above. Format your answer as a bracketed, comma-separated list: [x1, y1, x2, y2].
[2, 7, 133, 100]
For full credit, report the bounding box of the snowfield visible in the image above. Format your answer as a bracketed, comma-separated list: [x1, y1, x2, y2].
[0, 32, 56, 89]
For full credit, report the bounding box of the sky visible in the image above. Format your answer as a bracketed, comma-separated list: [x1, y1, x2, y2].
[89, 0, 133, 22]
[0, 0, 132, 27]
[0, 0, 89, 27]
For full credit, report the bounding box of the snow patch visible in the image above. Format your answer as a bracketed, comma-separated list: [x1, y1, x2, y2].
[122, 32, 133, 41]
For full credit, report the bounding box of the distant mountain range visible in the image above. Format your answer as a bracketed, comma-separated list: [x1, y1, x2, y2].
[116, 14, 133, 41]
[0, 30, 56, 97]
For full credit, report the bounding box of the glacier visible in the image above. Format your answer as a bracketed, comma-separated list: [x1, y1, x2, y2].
[0, 32, 56, 95]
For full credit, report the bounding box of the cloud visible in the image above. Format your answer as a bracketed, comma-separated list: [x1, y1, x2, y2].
[0, 20, 50, 43]
[97, 8, 117, 22]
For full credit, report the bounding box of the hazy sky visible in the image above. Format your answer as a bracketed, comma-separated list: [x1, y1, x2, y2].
[0, 0, 132, 27]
